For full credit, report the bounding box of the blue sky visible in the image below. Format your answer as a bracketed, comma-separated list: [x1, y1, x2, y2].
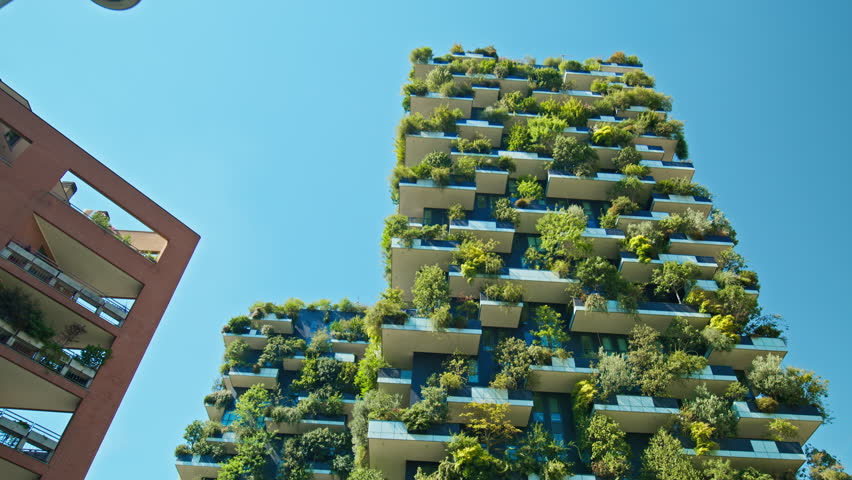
[2, 0, 851, 477]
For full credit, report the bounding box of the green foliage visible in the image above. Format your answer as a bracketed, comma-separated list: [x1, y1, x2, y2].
[529, 67, 563, 91]
[586, 413, 631, 479]
[453, 134, 492, 154]
[574, 256, 621, 295]
[802, 446, 852, 480]
[490, 337, 549, 390]
[594, 348, 633, 398]
[282, 297, 305, 319]
[595, 87, 672, 113]
[498, 91, 539, 114]
[482, 281, 524, 303]
[79, 345, 111, 369]
[628, 235, 655, 263]
[768, 418, 799, 441]
[623, 70, 655, 87]
[447, 203, 466, 220]
[402, 385, 448, 433]
[410, 46, 433, 64]
[607, 51, 641, 65]
[204, 390, 232, 408]
[748, 354, 829, 417]
[608, 175, 645, 203]
[506, 123, 533, 152]
[293, 356, 356, 394]
[460, 402, 520, 450]
[516, 175, 544, 200]
[351, 390, 401, 466]
[560, 59, 584, 72]
[329, 316, 366, 342]
[223, 339, 252, 369]
[417, 433, 509, 480]
[540, 98, 591, 126]
[354, 342, 387, 395]
[640, 428, 701, 480]
[349, 468, 387, 480]
[527, 115, 567, 148]
[515, 422, 572, 477]
[492, 197, 519, 225]
[280, 428, 353, 480]
[680, 385, 737, 439]
[0, 286, 52, 341]
[651, 261, 700, 303]
[612, 145, 643, 171]
[454, 237, 503, 281]
[591, 125, 634, 147]
[535, 205, 591, 273]
[690, 421, 719, 456]
[622, 164, 650, 177]
[531, 305, 570, 357]
[222, 315, 251, 334]
[654, 178, 712, 199]
[364, 288, 407, 341]
[550, 136, 599, 176]
[413, 264, 450, 314]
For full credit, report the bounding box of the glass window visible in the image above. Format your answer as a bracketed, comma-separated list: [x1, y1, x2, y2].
[616, 337, 628, 353]
[601, 336, 614, 353]
[580, 335, 595, 357]
[467, 360, 479, 383]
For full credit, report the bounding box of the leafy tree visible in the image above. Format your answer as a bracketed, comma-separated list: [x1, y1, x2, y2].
[351, 390, 401, 466]
[536, 205, 591, 270]
[402, 386, 448, 432]
[551, 136, 599, 176]
[516, 175, 544, 199]
[490, 337, 549, 390]
[628, 324, 673, 396]
[575, 256, 623, 296]
[800, 446, 852, 480]
[454, 237, 503, 281]
[748, 355, 829, 417]
[652, 261, 700, 303]
[515, 423, 572, 477]
[640, 429, 700, 480]
[413, 264, 450, 314]
[586, 413, 631, 479]
[461, 402, 520, 451]
[594, 348, 633, 398]
[680, 385, 737, 438]
[531, 305, 570, 356]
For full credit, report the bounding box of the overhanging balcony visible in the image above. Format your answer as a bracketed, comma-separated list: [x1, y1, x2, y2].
[570, 298, 710, 334]
[446, 387, 533, 426]
[733, 401, 822, 444]
[593, 395, 680, 433]
[250, 313, 293, 335]
[707, 336, 786, 371]
[472, 86, 500, 108]
[497, 150, 552, 180]
[618, 252, 717, 283]
[650, 193, 713, 217]
[563, 70, 623, 91]
[409, 93, 473, 119]
[265, 413, 346, 435]
[457, 120, 502, 146]
[225, 366, 278, 390]
[175, 454, 225, 480]
[368, 421, 458, 480]
[377, 368, 412, 405]
[529, 356, 594, 393]
[616, 105, 667, 119]
[0, 409, 61, 464]
[449, 220, 514, 253]
[331, 338, 368, 357]
[405, 132, 456, 167]
[641, 160, 695, 182]
[690, 279, 759, 298]
[381, 316, 481, 368]
[390, 238, 457, 300]
[449, 265, 577, 304]
[398, 178, 476, 218]
[222, 329, 268, 350]
[584, 227, 627, 258]
[599, 62, 644, 74]
[594, 143, 666, 166]
[667, 234, 735, 257]
[667, 365, 738, 397]
[283, 352, 355, 371]
[531, 89, 603, 106]
[474, 167, 509, 195]
[546, 171, 654, 202]
[684, 438, 805, 475]
[615, 210, 668, 229]
[479, 294, 523, 328]
[633, 135, 677, 162]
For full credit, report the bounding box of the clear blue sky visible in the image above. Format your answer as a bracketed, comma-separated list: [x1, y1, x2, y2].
[2, 0, 851, 478]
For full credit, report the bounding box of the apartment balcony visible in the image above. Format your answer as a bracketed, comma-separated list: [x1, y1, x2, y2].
[667, 234, 735, 257]
[203, 400, 228, 423]
[472, 86, 500, 108]
[546, 171, 654, 202]
[707, 336, 786, 371]
[497, 150, 553, 180]
[225, 366, 278, 390]
[570, 298, 711, 334]
[456, 119, 503, 147]
[496, 75, 532, 94]
[448, 265, 577, 304]
[449, 219, 514, 253]
[368, 421, 459, 480]
[667, 365, 738, 397]
[593, 395, 680, 433]
[479, 293, 523, 328]
[599, 62, 643, 74]
[409, 93, 473, 119]
[381, 316, 481, 368]
[405, 132, 456, 166]
[473, 166, 509, 195]
[175, 454, 225, 480]
[632, 135, 677, 162]
[250, 313, 293, 335]
[531, 89, 603, 106]
[283, 352, 355, 371]
[397, 178, 476, 219]
[618, 252, 717, 282]
[205, 431, 238, 455]
[503, 112, 538, 129]
[733, 401, 822, 444]
[641, 160, 695, 182]
[690, 279, 759, 298]
[377, 368, 412, 405]
[265, 413, 347, 435]
[0, 318, 97, 402]
[529, 356, 594, 393]
[0, 409, 60, 464]
[584, 227, 627, 258]
[446, 387, 533, 426]
[615, 210, 668, 229]
[1, 242, 129, 326]
[331, 338, 369, 357]
[562, 126, 591, 141]
[390, 238, 457, 300]
[593, 143, 666, 167]
[684, 438, 805, 475]
[222, 329, 268, 350]
[650, 193, 713, 217]
[616, 105, 667, 119]
[563, 69, 623, 91]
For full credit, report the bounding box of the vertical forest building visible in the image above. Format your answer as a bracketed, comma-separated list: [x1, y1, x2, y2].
[175, 46, 832, 480]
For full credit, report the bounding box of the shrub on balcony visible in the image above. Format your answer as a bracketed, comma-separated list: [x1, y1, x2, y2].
[640, 428, 700, 479]
[415, 433, 508, 480]
[584, 413, 631, 479]
[623, 69, 655, 87]
[680, 385, 738, 439]
[515, 422, 573, 478]
[559, 59, 584, 72]
[351, 390, 402, 466]
[176, 420, 225, 460]
[402, 385, 449, 433]
[532, 305, 570, 359]
[410, 46, 433, 64]
[591, 125, 634, 147]
[329, 316, 366, 342]
[594, 87, 672, 114]
[626, 235, 654, 263]
[364, 288, 408, 339]
[280, 428, 354, 480]
[748, 354, 829, 417]
[550, 136, 599, 177]
[651, 261, 700, 303]
[222, 315, 251, 334]
[498, 91, 539, 114]
[515, 175, 544, 200]
[413, 264, 450, 315]
[461, 402, 520, 451]
[0, 286, 53, 342]
[446, 203, 466, 221]
[454, 237, 503, 281]
[594, 348, 633, 398]
[223, 339, 252, 370]
[527, 115, 567, 150]
[204, 390, 232, 408]
[79, 345, 111, 369]
[482, 281, 524, 304]
[490, 337, 549, 390]
[528, 67, 563, 92]
[768, 418, 799, 441]
[538, 97, 592, 127]
[607, 51, 641, 66]
[622, 164, 650, 177]
[490, 197, 519, 226]
[452, 134, 492, 154]
[655, 177, 712, 199]
[608, 175, 644, 203]
[535, 205, 591, 273]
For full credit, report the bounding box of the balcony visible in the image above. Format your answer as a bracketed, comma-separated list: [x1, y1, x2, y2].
[641, 160, 695, 182]
[265, 413, 347, 435]
[381, 316, 481, 368]
[667, 234, 735, 257]
[632, 135, 677, 162]
[397, 178, 476, 219]
[472, 86, 500, 108]
[616, 106, 667, 119]
[479, 294, 523, 328]
[707, 336, 786, 371]
[733, 401, 822, 444]
[1, 242, 129, 326]
[684, 438, 805, 475]
[457, 119, 503, 146]
[446, 387, 533, 426]
[593, 395, 680, 433]
[250, 313, 293, 335]
[0, 409, 60, 464]
[496, 150, 552, 180]
[593, 143, 666, 166]
[531, 89, 603, 106]
[448, 265, 577, 304]
[405, 132, 457, 166]
[618, 252, 717, 283]
[175, 454, 224, 480]
[283, 352, 355, 371]
[473, 167, 509, 195]
[0, 318, 98, 390]
[368, 421, 459, 480]
[667, 365, 738, 397]
[409, 93, 473, 119]
[563, 69, 623, 91]
[570, 298, 711, 334]
[599, 62, 644, 74]
[390, 238, 457, 300]
[222, 329, 268, 350]
[615, 210, 668, 229]
[546, 171, 654, 202]
[690, 279, 759, 298]
[224, 366, 278, 390]
[530, 356, 594, 393]
[584, 228, 627, 258]
[449, 220, 514, 253]
[496, 75, 532, 94]
[331, 338, 369, 357]
[377, 368, 412, 405]
[650, 193, 713, 217]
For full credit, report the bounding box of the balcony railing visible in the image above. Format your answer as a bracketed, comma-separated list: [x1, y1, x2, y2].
[0, 320, 98, 388]
[0, 409, 61, 463]
[0, 241, 130, 325]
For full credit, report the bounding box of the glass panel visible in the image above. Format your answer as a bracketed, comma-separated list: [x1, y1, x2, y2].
[580, 335, 595, 357]
[601, 336, 614, 353]
[616, 337, 628, 353]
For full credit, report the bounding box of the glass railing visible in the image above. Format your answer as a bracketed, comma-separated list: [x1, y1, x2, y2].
[0, 326, 97, 388]
[0, 409, 61, 463]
